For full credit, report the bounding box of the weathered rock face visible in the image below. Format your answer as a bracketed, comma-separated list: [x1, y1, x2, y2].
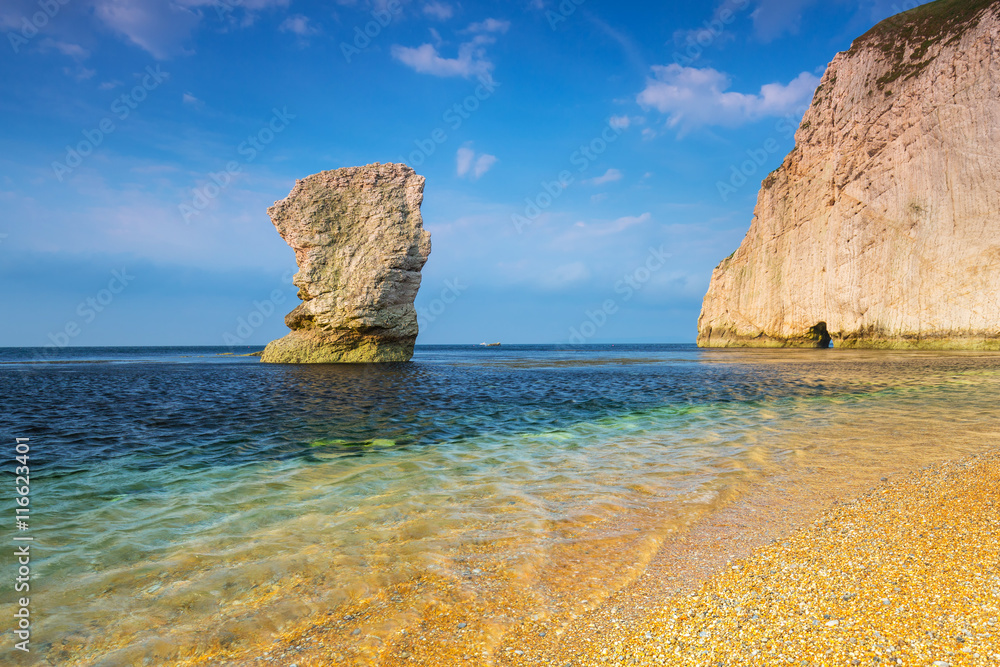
[698, 0, 1000, 349]
[260, 163, 431, 363]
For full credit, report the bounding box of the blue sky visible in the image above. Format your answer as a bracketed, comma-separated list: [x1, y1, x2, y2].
[0, 0, 929, 347]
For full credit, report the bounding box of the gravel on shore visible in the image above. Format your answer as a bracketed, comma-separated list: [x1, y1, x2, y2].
[580, 451, 1000, 666]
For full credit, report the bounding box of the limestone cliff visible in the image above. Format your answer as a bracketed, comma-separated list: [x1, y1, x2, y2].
[260, 163, 431, 363]
[698, 0, 1000, 349]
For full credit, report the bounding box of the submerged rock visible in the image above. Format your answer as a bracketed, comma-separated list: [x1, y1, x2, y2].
[260, 163, 431, 363]
[698, 0, 1000, 349]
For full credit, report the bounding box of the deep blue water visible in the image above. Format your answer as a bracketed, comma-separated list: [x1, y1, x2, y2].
[0, 343, 957, 476]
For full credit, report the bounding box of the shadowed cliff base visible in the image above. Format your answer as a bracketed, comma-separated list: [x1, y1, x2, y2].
[698, 323, 833, 348]
[699, 325, 1000, 350]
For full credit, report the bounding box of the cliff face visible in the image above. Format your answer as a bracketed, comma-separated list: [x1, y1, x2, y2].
[698, 0, 1000, 349]
[260, 164, 431, 363]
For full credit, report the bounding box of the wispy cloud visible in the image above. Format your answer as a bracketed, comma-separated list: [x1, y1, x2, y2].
[90, 0, 291, 58]
[609, 115, 631, 130]
[583, 168, 623, 186]
[637, 64, 819, 133]
[92, 0, 200, 59]
[456, 144, 497, 180]
[464, 18, 510, 33]
[423, 2, 454, 20]
[473, 154, 497, 178]
[39, 38, 90, 59]
[64, 66, 96, 81]
[392, 41, 492, 78]
[570, 212, 652, 238]
[279, 14, 320, 37]
[392, 18, 507, 79]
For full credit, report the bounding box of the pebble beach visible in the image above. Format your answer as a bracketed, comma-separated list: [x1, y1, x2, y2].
[570, 451, 1000, 666]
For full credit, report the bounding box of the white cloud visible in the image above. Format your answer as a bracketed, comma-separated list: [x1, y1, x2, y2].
[465, 18, 510, 33]
[279, 14, 319, 37]
[72, 67, 97, 81]
[392, 37, 495, 79]
[609, 115, 631, 130]
[637, 64, 820, 133]
[40, 39, 90, 59]
[583, 168, 623, 186]
[182, 92, 202, 107]
[92, 0, 200, 59]
[456, 146, 474, 177]
[98, 80, 122, 91]
[393, 17, 509, 78]
[423, 2, 453, 20]
[566, 212, 652, 239]
[456, 144, 496, 180]
[90, 0, 291, 58]
[473, 153, 497, 178]
[606, 212, 651, 234]
[590, 193, 607, 204]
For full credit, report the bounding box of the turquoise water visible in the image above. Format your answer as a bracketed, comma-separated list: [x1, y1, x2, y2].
[2, 345, 999, 664]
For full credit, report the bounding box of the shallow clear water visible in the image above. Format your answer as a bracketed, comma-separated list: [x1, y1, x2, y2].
[2, 345, 999, 664]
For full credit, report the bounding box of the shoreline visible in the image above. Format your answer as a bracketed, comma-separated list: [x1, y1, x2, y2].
[160, 444, 999, 666]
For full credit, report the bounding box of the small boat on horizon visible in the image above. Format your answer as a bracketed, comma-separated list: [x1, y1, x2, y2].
[479, 342, 501, 347]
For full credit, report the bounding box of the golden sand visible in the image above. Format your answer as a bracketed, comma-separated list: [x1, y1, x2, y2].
[574, 452, 1000, 666]
[150, 450, 999, 666]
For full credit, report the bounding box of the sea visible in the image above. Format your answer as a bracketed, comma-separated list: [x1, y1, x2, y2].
[2, 344, 999, 665]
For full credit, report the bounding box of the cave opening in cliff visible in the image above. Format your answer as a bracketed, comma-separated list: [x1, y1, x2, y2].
[810, 322, 832, 348]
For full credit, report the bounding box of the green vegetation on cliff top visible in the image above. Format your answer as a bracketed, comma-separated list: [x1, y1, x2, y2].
[850, 0, 997, 89]
[852, 0, 996, 50]
[848, 0, 1000, 90]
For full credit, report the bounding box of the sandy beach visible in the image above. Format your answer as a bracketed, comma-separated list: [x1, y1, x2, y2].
[565, 451, 1000, 666]
[175, 447, 999, 666]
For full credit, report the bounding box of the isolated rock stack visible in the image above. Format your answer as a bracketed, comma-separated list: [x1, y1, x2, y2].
[260, 163, 431, 363]
[698, 0, 1000, 349]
